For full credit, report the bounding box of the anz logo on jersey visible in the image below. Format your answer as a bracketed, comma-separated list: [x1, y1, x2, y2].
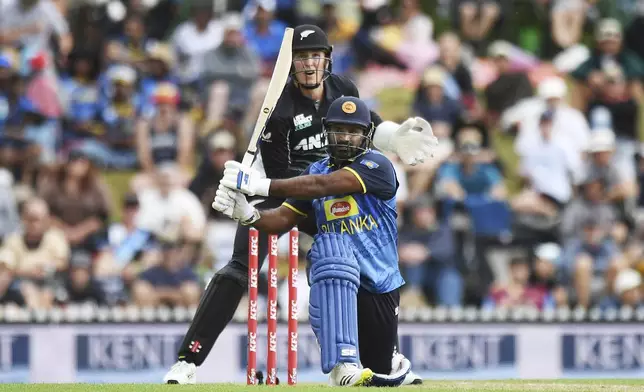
[319, 196, 378, 234]
[294, 133, 326, 151]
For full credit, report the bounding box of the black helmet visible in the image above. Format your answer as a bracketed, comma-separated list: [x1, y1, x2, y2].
[291, 25, 333, 89]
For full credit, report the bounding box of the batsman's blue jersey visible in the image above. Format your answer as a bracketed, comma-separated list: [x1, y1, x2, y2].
[283, 150, 404, 294]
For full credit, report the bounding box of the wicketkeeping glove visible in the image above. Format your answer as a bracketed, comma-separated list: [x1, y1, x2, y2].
[373, 117, 438, 166]
[220, 161, 272, 197]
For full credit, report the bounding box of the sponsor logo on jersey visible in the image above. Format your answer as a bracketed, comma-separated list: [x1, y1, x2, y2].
[293, 113, 313, 131]
[323, 196, 359, 221]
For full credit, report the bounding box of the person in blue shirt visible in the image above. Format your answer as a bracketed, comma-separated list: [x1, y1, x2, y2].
[213, 96, 420, 387]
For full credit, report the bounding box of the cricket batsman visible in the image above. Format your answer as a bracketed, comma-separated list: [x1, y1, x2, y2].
[212, 96, 417, 386]
[163, 24, 435, 384]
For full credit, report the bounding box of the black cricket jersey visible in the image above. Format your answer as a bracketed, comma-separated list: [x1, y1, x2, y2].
[258, 74, 383, 179]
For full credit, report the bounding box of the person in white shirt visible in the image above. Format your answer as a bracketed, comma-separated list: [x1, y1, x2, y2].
[136, 164, 206, 244]
[511, 76, 590, 183]
[171, 2, 224, 84]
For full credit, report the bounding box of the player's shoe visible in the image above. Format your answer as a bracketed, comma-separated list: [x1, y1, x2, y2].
[163, 360, 197, 384]
[402, 370, 423, 385]
[392, 351, 423, 385]
[329, 363, 374, 386]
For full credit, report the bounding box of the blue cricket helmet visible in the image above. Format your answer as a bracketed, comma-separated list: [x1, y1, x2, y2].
[323, 96, 375, 164]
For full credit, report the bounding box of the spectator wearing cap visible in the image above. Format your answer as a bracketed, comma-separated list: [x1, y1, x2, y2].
[512, 77, 590, 176]
[436, 127, 506, 202]
[201, 13, 261, 135]
[583, 128, 637, 211]
[599, 268, 642, 310]
[0, 197, 69, 309]
[58, 250, 106, 306]
[133, 82, 195, 191]
[75, 65, 140, 170]
[412, 66, 463, 135]
[243, 0, 288, 77]
[560, 174, 619, 243]
[561, 215, 623, 308]
[59, 49, 102, 151]
[398, 195, 463, 308]
[94, 192, 155, 304]
[131, 239, 201, 307]
[484, 40, 534, 128]
[570, 18, 644, 110]
[39, 149, 112, 252]
[136, 164, 206, 245]
[530, 243, 568, 308]
[0, 248, 25, 307]
[138, 42, 180, 112]
[512, 109, 582, 228]
[171, 1, 224, 85]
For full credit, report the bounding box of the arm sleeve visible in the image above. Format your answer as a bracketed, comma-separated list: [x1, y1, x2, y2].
[343, 153, 398, 200]
[283, 165, 314, 216]
[259, 115, 300, 179]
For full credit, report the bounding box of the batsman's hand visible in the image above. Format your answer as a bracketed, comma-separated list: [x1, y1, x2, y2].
[391, 117, 438, 166]
[211, 184, 260, 226]
[221, 161, 271, 197]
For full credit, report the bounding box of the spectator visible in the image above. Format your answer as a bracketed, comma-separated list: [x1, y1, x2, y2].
[0, 249, 25, 307]
[584, 128, 637, 212]
[549, 0, 589, 52]
[398, 196, 463, 308]
[483, 40, 534, 127]
[39, 149, 112, 252]
[0, 197, 69, 309]
[512, 110, 580, 233]
[133, 83, 195, 191]
[105, 12, 150, 69]
[189, 131, 239, 272]
[58, 250, 106, 306]
[78, 64, 140, 169]
[561, 175, 620, 243]
[131, 240, 200, 307]
[136, 164, 206, 244]
[412, 66, 463, 134]
[243, 0, 288, 77]
[0, 169, 21, 242]
[600, 268, 643, 310]
[434, 32, 480, 115]
[452, 0, 506, 53]
[171, 2, 224, 85]
[201, 14, 261, 134]
[436, 128, 506, 201]
[531, 243, 568, 308]
[139, 42, 179, 112]
[483, 256, 556, 310]
[561, 215, 623, 308]
[570, 18, 644, 110]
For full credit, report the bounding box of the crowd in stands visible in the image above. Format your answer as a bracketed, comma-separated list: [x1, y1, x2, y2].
[1, 0, 644, 317]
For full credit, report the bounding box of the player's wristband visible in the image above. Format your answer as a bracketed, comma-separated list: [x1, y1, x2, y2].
[240, 208, 261, 226]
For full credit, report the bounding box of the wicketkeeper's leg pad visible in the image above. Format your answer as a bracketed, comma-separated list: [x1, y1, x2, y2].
[308, 233, 361, 374]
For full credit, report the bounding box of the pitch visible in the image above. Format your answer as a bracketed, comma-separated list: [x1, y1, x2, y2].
[0, 380, 643, 392]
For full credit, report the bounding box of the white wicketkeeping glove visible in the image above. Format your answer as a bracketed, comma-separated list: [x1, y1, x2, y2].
[220, 160, 272, 197]
[372, 117, 439, 166]
[211, 184, 260, 226]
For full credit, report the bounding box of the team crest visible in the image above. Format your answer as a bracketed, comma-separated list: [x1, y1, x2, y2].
[342, 101, 356, 114]
[360, 159, 379, 169]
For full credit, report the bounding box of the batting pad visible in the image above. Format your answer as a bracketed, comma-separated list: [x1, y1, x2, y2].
[308, 233, 361, 374]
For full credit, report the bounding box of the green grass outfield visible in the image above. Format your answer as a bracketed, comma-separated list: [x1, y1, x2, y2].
[1, 380, 644, 392]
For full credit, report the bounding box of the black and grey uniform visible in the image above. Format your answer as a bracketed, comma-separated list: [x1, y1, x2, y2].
[177, 45, 398, 375]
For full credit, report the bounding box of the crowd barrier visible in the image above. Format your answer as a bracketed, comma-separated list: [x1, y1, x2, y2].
[0, 322, 643, 383]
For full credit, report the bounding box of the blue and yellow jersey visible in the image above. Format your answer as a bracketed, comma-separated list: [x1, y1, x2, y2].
[283, 150, 404, 294]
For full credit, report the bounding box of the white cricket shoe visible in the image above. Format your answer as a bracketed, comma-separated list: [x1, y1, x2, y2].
[392, 351, 422, 385]
[163, 360, 197, 384]
[402, 370, 423, 385]
[329, 363, 374, 386]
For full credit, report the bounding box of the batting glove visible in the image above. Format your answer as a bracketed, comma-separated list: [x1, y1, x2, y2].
[212, 184, 260, 225]
[221, 161, 271, 197]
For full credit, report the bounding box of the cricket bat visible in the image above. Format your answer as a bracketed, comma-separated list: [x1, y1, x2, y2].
[214, 27, 293, 215]
[242, 27, 294, 166]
